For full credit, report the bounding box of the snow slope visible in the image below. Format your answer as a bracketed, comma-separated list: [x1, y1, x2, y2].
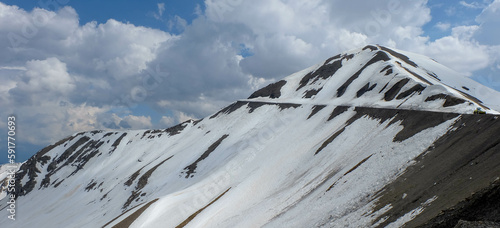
[0, 163, 20, 201]
[1, 46, 499, 228]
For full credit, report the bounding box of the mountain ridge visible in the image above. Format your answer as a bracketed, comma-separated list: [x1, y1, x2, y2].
[1, 45, 499, 228]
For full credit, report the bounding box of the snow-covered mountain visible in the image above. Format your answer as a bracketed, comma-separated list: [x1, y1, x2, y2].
[247, 45, 499, 114]
[1, 45, 499, 227]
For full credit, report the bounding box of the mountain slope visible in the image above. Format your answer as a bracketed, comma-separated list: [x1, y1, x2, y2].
[1, 46, 499, 228]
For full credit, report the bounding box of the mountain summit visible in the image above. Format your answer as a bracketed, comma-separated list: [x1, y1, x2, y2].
[1, 46, 500, 227]
[247, 45, 499, 114]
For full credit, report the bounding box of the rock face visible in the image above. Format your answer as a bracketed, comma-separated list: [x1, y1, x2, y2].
[1, 45, 499, 228]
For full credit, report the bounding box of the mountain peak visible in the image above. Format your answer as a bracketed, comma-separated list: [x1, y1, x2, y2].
[247, 45, 500, 114]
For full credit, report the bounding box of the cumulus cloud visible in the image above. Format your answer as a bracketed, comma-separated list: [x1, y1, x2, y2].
[0, 3, 172, 107]
[1, 0, 500, 160]
[10, 58, 75, 104]
[201, 0, 433, 79]
[0, 2, 171, 148]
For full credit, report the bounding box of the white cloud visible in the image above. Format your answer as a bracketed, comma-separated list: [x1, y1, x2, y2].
[24, 58, 74, 92]
[66, 104, 110, 133]
[422, 37, 490, 75]
[159, 116, 175, 128]
[474, 0, 500, 45]
[6, 102, 111, 145]
[119, 115, 153, 129]
[0, 3, 171, 146]
[435, 22, 451, 31]
[452, 25, 480, 40]
[168, 15, 188, 32]
[158, 3, 166, 16]
[469, 0, 500, 88]
[459, 1, 486, 9]
[156, 98, 229, 119]
[379, 1, 500, 78]
[9, 57, 75, 106]
[177, 112, 196, 123]
[202, 0, 433, 80]
[154, 3, 166, 20]
[0, 66, 26, 70]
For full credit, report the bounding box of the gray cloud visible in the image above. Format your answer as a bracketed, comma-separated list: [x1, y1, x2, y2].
[144, 18, 256, 116]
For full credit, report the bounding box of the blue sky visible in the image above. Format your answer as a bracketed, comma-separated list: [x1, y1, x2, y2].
[424, 1, 482, 40]
[1, 0, 204, 33]
[1, 0, 500, 164]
